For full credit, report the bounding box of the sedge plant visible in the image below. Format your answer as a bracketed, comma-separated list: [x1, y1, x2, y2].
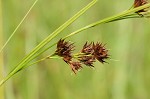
[0, 0, 150, 86]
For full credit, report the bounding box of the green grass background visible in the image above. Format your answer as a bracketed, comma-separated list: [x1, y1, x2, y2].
[1, 0, 150, 99]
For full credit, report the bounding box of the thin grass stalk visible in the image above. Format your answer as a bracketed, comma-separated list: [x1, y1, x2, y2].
[0, 0, 98, 86]
[0, 0, 38, 53]
[23, 56, 61, 69]
[65, 3, 150, 38]
[0, 0, 4, 98]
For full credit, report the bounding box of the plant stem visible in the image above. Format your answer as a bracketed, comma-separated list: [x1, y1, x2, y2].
[65, 3, 150, 39]
[0, 0, 38, 53]
[23, 55, 61, 69]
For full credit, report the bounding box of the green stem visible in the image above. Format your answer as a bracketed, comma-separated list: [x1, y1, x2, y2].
[0, 0, 38, 53]
[65, 3, 150, 39]
[26, 52, 89, 69]
[22, 55, 61, 70]
[108, 16, 141, 23]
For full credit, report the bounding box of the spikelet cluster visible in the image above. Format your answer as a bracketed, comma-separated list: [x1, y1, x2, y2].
[55, 39, 109, 74]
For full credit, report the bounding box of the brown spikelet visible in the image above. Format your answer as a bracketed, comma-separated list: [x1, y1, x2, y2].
[134, 0, 148, 13]
[92, 42, 109, 63]
[79, 42, 95, 67]
[69, 62, 82, 74]
[79, 56, 95, 67]
[55, 39, 110, 74]
[55, 39, 74, 63]
[81, 42, 94, 54]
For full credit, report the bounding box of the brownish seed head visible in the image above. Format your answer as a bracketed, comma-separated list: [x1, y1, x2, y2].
[55, 39, 74, 63]
[55, 39, 110, 74]
[78, 42, 95, 67]
[78, 56, 95, 67]
[81, 42, 94, 54]
[69, 61, 82, 74]
[134, 0, 148, 13]
[92, 42, 109, 63]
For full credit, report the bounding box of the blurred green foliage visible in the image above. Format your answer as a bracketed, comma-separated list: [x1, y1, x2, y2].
[1, 0, 150, 99]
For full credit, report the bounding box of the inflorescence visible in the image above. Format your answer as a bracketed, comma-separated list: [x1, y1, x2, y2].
[55, 39, 109, 74]
[53, 0, 150, 74]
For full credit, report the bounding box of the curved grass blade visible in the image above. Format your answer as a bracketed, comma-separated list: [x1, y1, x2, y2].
[64, 3, 150, 38]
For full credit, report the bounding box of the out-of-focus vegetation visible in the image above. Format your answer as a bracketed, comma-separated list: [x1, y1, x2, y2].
[1, 0, 150, 99]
